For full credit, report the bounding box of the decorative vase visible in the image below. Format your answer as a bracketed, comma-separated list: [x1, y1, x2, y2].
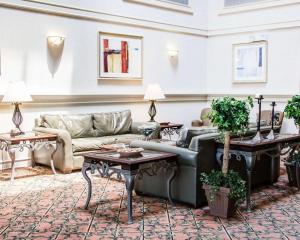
[202, 184, 236, 218]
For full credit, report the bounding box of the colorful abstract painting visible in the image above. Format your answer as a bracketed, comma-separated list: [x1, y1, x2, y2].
[99, 33, 143, 80]
[233, 41, 267, 83]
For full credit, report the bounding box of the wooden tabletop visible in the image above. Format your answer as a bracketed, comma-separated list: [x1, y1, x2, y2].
[160, 123, 184, 129]
[83, 150, 178, 166]
[218, 134, 300, 152]
[0, 132, 57, 144]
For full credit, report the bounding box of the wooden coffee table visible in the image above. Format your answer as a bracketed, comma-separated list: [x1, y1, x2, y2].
[81, 150, 178, 224]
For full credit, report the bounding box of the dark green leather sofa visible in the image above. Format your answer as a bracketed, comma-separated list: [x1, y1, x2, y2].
[131, 126, 281, 208]
[131, 133, 219, 208]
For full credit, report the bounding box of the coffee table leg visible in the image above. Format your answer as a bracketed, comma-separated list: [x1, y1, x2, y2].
[82, 162, 92, 209]
[123, 171, 136, 224]
[167, 164, 177, 205]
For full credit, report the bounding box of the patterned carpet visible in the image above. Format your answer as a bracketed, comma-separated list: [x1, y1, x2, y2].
[0, 167, 300, 240]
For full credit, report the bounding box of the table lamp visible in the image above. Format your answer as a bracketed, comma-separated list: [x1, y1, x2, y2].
[2, 81, 32, 135]
[144, 84, 165, 122]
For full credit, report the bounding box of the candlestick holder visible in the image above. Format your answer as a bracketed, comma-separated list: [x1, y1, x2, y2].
[253, 95, 264, 141]
[267, 101, 276, 140]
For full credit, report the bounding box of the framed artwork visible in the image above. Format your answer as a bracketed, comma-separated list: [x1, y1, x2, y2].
[233, 41, 267, 83]
[98, 32, 143, 80]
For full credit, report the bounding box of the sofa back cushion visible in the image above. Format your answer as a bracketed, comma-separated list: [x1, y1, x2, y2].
[93, 110, 132, 136]
[41, 114, 95, 138]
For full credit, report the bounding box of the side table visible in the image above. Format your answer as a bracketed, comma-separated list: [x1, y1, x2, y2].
[216, 134, 300, 212]
[160, 123, 183, 140]
[0, 132, 58, 181]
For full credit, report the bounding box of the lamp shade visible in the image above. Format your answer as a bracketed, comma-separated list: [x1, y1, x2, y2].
[2, 81, 32, 103]
[144, 84, 165, 101]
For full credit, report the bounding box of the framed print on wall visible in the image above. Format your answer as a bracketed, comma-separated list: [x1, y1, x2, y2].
[98, 32, 143, 80]
[233, 41, 268, 83]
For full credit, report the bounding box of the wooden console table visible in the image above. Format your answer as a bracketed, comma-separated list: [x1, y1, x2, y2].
[216, 134, 300, 212]
[0, 132, 58, 181]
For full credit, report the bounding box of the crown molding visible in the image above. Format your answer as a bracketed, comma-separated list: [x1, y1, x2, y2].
[208, 19, 300, 37]
[124, 0, 193, 14]
[0, 0, 207, 37]
[0, 0, 299, 37]
[219, 0, 300, 15]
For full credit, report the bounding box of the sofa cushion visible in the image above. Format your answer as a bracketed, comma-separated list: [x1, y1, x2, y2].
[72, 134, 144, 152]
[93, 110, 132, 136]
[41, 114, 95, 139]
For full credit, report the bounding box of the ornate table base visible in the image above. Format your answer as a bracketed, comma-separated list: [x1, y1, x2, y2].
[216, 136, 300, 212]
[81, 156, 177, 224]
[0, 132, 58, 181]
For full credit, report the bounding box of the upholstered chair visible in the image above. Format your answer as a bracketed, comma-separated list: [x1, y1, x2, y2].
[259, 110, 284, 126]
[191, 108, 212, 127]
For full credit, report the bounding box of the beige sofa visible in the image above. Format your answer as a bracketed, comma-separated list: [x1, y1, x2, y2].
[33, 110, 160, 173]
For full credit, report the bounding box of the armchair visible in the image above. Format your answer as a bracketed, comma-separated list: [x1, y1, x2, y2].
[191, 108, 212, 127]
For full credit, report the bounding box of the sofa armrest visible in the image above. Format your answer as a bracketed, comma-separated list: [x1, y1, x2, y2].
[131, 122, 160, 139]
[130, 140, 198, 167]
[33, 127, 74, 172]
[188, 132, 220, 152]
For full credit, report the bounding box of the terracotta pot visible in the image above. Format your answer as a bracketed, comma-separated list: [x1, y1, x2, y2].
[285, 162, 300, 189]
[203, 184, 236, 218]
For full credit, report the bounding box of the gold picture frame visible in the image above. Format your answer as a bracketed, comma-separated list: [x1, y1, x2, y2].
[98, 32, 143, 81]
[232, 41, 268, 83]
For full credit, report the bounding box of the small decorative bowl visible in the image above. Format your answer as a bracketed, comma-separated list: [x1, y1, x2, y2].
[117, 148, 144, 158]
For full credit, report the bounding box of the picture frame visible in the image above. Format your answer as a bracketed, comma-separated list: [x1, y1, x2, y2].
[232, 41, 268, 83]
[98, 32, 143, 81]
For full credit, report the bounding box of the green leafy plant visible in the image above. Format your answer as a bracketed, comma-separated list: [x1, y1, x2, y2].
[200, 170, 246, 205]
[284, 95, 300, 133]
[209, 96, 253, 175]
[200, 96, 252, 207]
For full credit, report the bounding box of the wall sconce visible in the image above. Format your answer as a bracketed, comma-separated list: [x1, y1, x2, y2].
[47, 36, 65, 47]
[168, 49, 179, 58]
[47, 36, 65, 76]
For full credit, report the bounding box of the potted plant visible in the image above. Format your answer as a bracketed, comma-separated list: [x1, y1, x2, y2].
[284, 151, 300, 189]
[284, 95, 300, 134]
[200, 96, 253, 218]
[284, 95, 300, 188]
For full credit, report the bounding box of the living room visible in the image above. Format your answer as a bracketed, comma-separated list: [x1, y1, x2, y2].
[0, 0, 300, 239]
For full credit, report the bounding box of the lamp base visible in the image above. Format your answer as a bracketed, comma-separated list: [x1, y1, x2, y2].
[10, 128, 24, 137]
[148, 100, 157, 122]
[10, 103, 24, 136]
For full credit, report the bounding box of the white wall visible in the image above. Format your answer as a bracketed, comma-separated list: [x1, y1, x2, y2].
[0, 0, 300, 158]
[0, 0, 208, 128]
[206, 0, 300, 133]
[0, 3, 207, 95]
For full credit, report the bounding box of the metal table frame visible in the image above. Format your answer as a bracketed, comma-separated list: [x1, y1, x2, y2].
[0, 135, 59, 181]
[81, 159, 177, 224]
[216, 141, 299, 212]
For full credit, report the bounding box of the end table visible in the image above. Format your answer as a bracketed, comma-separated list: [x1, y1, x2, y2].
[0, 132, 58, 181]
[160, 123, 183, 140]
